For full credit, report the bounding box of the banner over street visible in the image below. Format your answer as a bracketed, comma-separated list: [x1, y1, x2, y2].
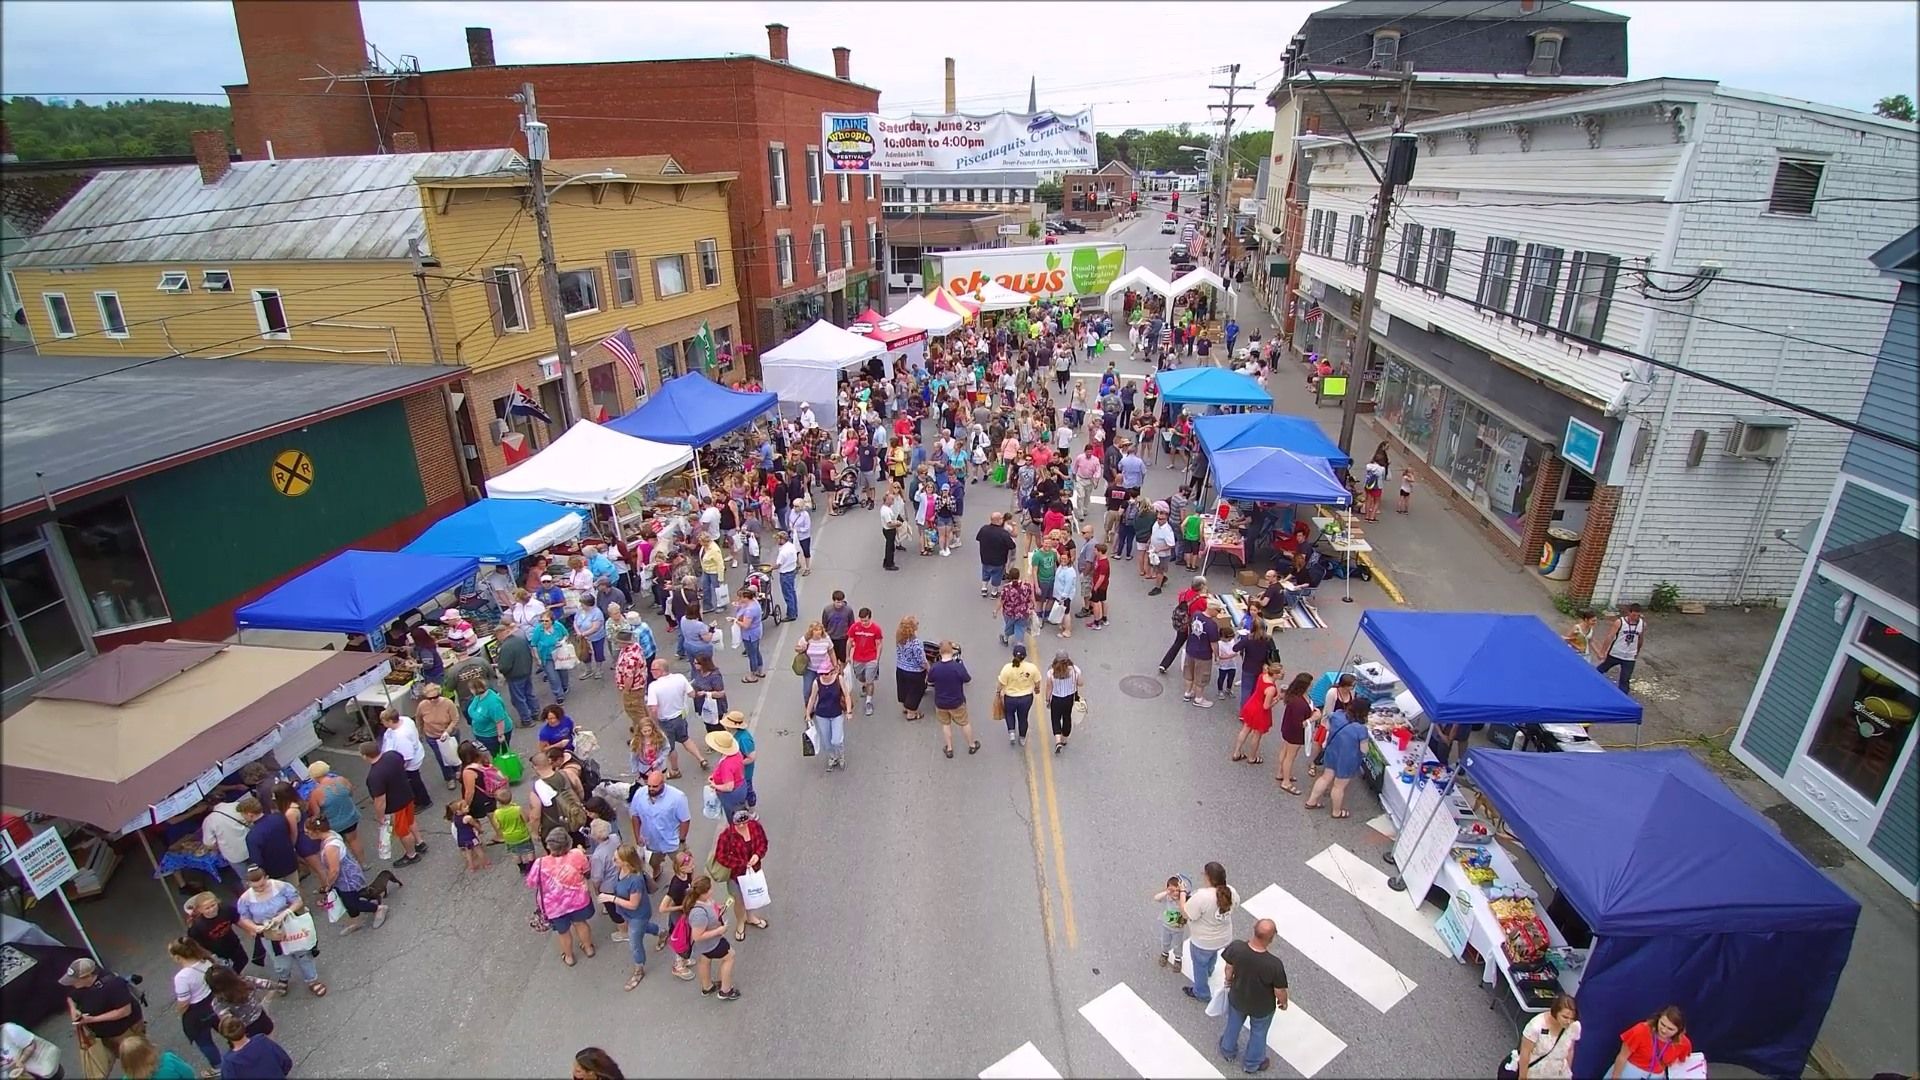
[823, 109, 1097, 174]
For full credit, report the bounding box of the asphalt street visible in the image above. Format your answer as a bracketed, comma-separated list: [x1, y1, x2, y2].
[29, 211, 1524, 1079]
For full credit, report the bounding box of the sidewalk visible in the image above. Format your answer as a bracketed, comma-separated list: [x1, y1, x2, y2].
[1223, 284, 1918, 1080]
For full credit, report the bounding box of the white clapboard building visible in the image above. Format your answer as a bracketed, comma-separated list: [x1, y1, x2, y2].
[1292, 77, 1917, 606]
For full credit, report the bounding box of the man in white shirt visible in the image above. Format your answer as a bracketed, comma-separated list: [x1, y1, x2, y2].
[508, 591, 544, 630]
[379, 707, 432, 810]
[698, 499, 723, 540]
[879, 489, 905, 572]
[799, 402, 819, 430]
[774, 531, 802, 622]
[199, 798, 253, 873]
[645, 659, 705, 776]
[1148, 506, 1178, 595]
[486, 565, 516, 610]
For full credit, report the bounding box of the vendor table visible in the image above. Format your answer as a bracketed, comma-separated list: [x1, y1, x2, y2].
[1323, 536, 1373, 555]
[1200, 518, 1246, 568]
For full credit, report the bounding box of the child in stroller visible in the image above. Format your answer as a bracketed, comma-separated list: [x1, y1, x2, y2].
[742, 566, 785, 624]
[828, 463, 871, 516]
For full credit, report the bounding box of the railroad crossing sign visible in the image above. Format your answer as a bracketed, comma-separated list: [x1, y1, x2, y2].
[270, 449, 314, 497]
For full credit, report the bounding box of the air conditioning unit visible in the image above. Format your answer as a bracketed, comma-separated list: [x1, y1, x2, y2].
[1723, 415, 1792, 460]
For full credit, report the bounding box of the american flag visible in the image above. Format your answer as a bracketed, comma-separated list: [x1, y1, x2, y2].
[1305, 303, 1325, 326]
[601, 327, 645, 390]
[506, 383, 552, 424]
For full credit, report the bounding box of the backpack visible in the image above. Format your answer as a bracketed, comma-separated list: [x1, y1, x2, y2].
[478, 763, 510, 800]
[1172, 596, 1194, 631]
[539, 771, 589, 834]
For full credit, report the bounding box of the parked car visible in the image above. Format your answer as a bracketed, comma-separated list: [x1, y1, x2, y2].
[1170, 244, 1191, 264]
[1061, 219, 1088, 233]
[1044, 221, 1067, 235]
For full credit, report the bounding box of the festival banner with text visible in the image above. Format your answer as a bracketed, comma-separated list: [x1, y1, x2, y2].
[822, 109, 1097, 174]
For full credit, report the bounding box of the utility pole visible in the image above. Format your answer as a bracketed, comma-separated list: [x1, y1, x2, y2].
[411, 236, 480, 502]
[516, 82, 583, 427]
[1207, 64, 1256, 277]
[1338, 119, 1417, 456]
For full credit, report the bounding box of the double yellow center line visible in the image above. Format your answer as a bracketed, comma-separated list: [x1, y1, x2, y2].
[1020, 621, 1078, 950]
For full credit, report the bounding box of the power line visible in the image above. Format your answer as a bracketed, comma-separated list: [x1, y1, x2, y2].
[23, 179, 431, 241]
[1391, 0, 1578, 66]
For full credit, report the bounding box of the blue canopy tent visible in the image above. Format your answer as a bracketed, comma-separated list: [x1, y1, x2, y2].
[1462, 749, 1859, 1078]
[1356, 610, 1644, 725]
[1209, 446, 1352, 505]
[1154, 367, 1272, 408]
[1192, 412, 1352, 469]
[234, 550, 478, 641]
[401, 498, 588, 564]
[604, 372, 776, 446]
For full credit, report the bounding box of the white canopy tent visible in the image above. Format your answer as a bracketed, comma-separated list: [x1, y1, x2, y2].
[1104, 266, 1172, 303]
[890, 295, 964, 336]
[974, 280, 1033, 312]
[485, 419, 692, 504]
[760, 319, 887, 424]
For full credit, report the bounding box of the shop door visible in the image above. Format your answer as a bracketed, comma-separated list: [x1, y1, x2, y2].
[538, 380, 567, 434]
[830, 290, 847, 327]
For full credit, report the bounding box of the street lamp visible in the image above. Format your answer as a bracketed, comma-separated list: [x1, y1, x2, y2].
[524, 112, 627, 425]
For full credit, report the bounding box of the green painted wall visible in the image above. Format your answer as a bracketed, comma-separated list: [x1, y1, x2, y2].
[129, 401, 426, 622]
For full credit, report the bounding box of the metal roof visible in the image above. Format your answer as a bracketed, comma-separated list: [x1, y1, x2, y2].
[11, 149, 524, 268]
[1822, 532, 1919, 608]
[1311, 1, 1627, 22]
[1, 349, 460, 520]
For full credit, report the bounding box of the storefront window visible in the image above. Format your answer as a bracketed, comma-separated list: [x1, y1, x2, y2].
[2, 537, 87, 690]
[846, 276, 873, 315]
[1398, 367, 1444, 458]
[1377, 360, 1409, 432]
[1808, 616, 1917, 802]
[56, 499, 168, 631]
[778, 292, 825, 337]
[1447, 403, 1498, 497]
[1483, 430, 1543, 538]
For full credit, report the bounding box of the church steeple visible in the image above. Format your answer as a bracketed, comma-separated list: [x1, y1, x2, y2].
[1028, 76, 1037, 114]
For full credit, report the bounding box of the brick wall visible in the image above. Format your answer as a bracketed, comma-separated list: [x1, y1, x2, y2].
[402, 387, 465, 504]
[228, 0, 380, 158]
[1567, 484, 1620, 602]
[1520, 454, 1565, 574]
[460, 303, 738, 481]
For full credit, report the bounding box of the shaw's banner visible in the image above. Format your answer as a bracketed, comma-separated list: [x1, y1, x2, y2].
[823, 109, 1097, 174]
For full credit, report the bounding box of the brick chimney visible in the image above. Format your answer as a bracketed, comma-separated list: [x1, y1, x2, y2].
[465, 27, 495, 67]
[191, 129, 231, 184]
[944, 58, 957, 112]
[832, 46, 851, 81]
[391, 131, 421, 153]
[766, 23, 789, 63]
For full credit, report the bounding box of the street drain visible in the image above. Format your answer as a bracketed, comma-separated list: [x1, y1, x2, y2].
[1119, 675, 1164, 699]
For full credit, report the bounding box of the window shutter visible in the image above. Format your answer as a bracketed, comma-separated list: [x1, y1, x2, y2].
[1590, 257, 1620, 340]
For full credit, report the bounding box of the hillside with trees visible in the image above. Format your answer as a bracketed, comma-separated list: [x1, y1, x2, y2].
[3, 97, 232, 161]
[1094, 125, 1273, 176]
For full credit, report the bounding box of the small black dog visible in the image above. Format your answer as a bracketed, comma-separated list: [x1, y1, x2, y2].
[360, 870, 404, 900]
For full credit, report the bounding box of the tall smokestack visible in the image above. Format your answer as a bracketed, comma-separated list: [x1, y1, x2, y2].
[944, 57, 956, 113]
[766, 23, 789, 63]
[465, 27, 495, 67]
[833, 46, 851, 81]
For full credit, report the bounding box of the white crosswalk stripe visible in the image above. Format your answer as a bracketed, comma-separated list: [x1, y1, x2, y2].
[1366, 813, 1395, 838]
[1305, 844, 1448, 955]
[1240, 884, 1419, 1013]
[1079, 983, 1224, 1079]
[1181, 936, 1346, 1078]
[981, 1042, 1064, 1079]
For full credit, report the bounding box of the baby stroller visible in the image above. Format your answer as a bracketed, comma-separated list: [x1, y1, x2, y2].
[743, 566, 786, 624]
[828, 465, 870, 516]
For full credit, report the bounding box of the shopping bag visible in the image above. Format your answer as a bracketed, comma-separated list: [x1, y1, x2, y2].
[1047, 600, 1067, 626]
[278, 911, 319, 954]
[432, 732, 459, 767]
[376, 817, 394, 861]
[491, 748, 525, 784]
[552, 641, 578, 671]
[701, 784, 723, 821]
[1206, 986, 1228, 1018]
[321, 889, 345, 924]
[738, 869, 771, 910]
[802, 722, 819, 758]
[728, 621, 743, 651]
[1072, 697, 1089, 727]
[792, 651, 810, 676]
[713, 583, 731, 608]
[75, 1031, 113, 1080]
[990, 462, 1008, 485]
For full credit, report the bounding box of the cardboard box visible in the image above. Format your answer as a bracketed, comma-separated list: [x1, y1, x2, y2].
[1236, 569, 1259, 586]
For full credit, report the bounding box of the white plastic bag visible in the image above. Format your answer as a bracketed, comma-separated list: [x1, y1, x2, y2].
[552, 641, 578, 671]
[700, 784, 722, 821]
[1206, 986, 1228, 1018]
[278, 911, 318, 954]
[1047, 600, 1067, 626]
[728, 620, 743, 651]
[376, 816, 394, 861]
[321, 889, 345, 924]
[713, 583, 731, 608]
[738, 868, 771, 910]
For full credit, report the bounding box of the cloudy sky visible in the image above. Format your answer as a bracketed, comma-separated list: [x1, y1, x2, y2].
[2, 1, 1914, 130]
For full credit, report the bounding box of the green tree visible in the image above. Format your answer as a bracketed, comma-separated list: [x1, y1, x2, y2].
[1035, 180, 1063, 211]
[2, 96, 231, 161]
[1874, 93, 1915, 121]
[1230, 129, 1273, 176]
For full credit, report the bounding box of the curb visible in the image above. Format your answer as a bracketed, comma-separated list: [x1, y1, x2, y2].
[1313, 503, 1406, 606]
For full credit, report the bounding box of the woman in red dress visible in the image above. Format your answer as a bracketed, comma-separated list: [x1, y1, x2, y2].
[1231, 658, 1283, 765]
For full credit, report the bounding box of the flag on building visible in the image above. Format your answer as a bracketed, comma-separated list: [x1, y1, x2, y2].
[601, 327, 644, 390]
[506, 383, 552, 424]
[1305, 303, 1325, 327]
[691, 321, 716, 372]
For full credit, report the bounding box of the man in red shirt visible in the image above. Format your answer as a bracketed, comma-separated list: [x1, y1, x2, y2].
[847, 606, 886, 716]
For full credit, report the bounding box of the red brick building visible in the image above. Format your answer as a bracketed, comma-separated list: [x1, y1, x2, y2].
[1060, 160, 1137, 225]
[223, 2, 883, 355]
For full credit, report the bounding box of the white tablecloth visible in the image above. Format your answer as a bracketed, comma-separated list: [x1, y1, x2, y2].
[1435, 845, 1580, 1009]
